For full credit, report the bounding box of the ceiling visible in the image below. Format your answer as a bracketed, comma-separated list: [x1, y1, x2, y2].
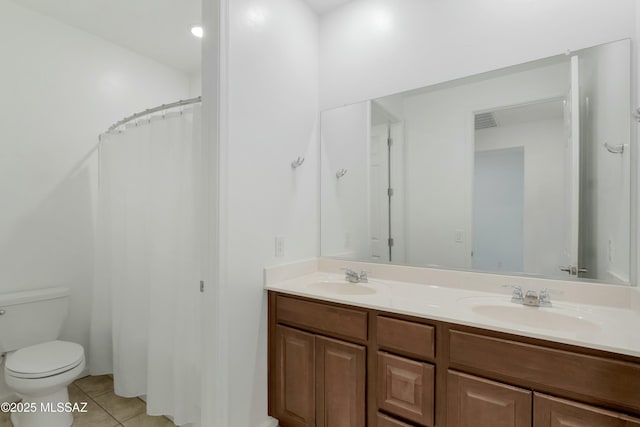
[14, 0, 353, 72]
[13, 0, 201, 73]
[304, 0, 353, 15]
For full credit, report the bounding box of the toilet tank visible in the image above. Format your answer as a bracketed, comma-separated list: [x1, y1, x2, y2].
[0, 287, 70, 353]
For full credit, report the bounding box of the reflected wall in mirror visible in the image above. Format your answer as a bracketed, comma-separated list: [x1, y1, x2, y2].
[321, 39, 633, 285]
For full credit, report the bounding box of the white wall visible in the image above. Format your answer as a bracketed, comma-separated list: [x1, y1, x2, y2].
[218, 0, 319, 425]
[320, 0, 637, 109]
[476, 119, 566, 277]
[636, 0, 640, 287]
[321, 102, 370, 259]
[0, 0, 190, 396]
[189, 70, 203, 98]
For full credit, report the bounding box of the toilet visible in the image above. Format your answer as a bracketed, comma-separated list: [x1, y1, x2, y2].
[0, 287, 85, 427]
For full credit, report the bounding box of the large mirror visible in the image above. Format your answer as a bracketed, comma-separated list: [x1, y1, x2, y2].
[321, 39, 633, 285]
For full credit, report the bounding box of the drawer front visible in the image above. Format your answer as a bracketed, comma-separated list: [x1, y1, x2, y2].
[377, 316, 435, 360]
[377, 413, 414, 427]
[449, 330, 640, 412]
[534, 393, 640, 427]
[276, 295, 368, 341]
[377, 352, 435, 426]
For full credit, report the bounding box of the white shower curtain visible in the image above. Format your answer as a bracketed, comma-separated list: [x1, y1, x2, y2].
[91, 106, 202, 426]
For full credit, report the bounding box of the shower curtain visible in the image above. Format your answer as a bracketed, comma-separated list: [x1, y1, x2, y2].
[90, 106, 202, 426]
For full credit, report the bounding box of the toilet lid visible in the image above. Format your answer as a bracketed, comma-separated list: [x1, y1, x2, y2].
[5, 340, 84, 379]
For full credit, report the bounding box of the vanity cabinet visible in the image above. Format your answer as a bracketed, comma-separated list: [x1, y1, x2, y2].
[271, 296, 367, 427]
[268, 291, 640, 427]
[273, 325, 366, 427]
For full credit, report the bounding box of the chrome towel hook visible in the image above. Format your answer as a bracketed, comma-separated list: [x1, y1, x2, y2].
[604, 143, 625, 154]
[336, 168, 348, 179]
[291, 157, 305, 169]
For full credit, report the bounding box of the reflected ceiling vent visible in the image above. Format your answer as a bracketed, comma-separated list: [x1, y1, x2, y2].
[475, 112, 498, 130]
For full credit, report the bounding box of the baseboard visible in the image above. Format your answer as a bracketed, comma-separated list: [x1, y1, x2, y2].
[257, 416, 279, 427]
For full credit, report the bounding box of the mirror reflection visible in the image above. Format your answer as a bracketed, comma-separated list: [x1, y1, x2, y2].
[321, 39, 632, 284]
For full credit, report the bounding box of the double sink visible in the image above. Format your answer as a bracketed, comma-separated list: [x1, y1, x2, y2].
[306, 279, 600, 334]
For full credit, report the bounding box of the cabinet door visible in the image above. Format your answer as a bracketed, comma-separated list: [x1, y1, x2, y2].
[274, 325, 315, 427]
[316, 336, 366, 427]
[447, 371, 531, 427]
[378, 352, 435, 426]
[534, 393, 640, 427]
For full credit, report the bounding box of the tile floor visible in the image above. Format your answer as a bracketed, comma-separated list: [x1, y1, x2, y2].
[0, 375, 176, 427]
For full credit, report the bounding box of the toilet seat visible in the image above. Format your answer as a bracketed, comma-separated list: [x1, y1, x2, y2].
[5, 340, 84, 379]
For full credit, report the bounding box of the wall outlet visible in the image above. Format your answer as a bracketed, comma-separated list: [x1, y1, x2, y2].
[455, 229, 464, 243]
[275, 235, 285, 258]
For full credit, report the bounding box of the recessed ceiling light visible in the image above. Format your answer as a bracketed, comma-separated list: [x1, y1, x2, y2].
[191, 25, 203, 38]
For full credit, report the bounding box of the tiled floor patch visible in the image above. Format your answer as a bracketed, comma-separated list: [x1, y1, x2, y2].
[0, 375, 176, 427]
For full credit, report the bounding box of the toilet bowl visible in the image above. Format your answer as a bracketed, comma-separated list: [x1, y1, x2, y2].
[5, 340, 85, 427]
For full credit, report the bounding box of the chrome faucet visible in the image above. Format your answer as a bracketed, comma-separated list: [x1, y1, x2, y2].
[342, 268, 369, 283]
[523, 290, 541, 307]
[503, 285, 557, 307]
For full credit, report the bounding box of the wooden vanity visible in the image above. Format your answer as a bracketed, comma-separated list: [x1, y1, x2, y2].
[268, 291, 640, 427]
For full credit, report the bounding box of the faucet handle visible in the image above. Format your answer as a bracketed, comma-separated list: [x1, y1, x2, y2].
[502, 285, 524, 302]
[341, 268, 359, 282]
[539, 288, 563, 306]
[358, 270, 370, 283]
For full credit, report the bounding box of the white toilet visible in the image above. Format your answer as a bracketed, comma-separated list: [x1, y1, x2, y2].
[1, 287, 85, 427]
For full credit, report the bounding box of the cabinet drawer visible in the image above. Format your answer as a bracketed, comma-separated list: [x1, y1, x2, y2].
[449, 330, 640, 412]
[377, 413, 413, 427]
[377, 316, 435, 360]
[534, 393, 640, 427]
[377, 352, 435, 426]
[276, 295, 368, 341]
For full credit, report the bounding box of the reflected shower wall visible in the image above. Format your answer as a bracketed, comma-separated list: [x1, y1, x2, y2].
[579, 41, 632, 283]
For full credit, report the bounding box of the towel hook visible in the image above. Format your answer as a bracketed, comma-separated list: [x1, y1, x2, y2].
[291, 157, 305, 169]
[604, 143, 624, 154]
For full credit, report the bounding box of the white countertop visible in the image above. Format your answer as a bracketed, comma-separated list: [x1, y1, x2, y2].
[265, 266, 640, 358]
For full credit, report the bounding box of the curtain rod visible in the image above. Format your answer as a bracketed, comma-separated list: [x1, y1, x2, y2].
[101, 96, 202, 137]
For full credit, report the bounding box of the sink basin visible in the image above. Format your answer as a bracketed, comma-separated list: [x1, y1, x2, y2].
[306, 281, 376, 295]
[458, 297, 600, 333]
